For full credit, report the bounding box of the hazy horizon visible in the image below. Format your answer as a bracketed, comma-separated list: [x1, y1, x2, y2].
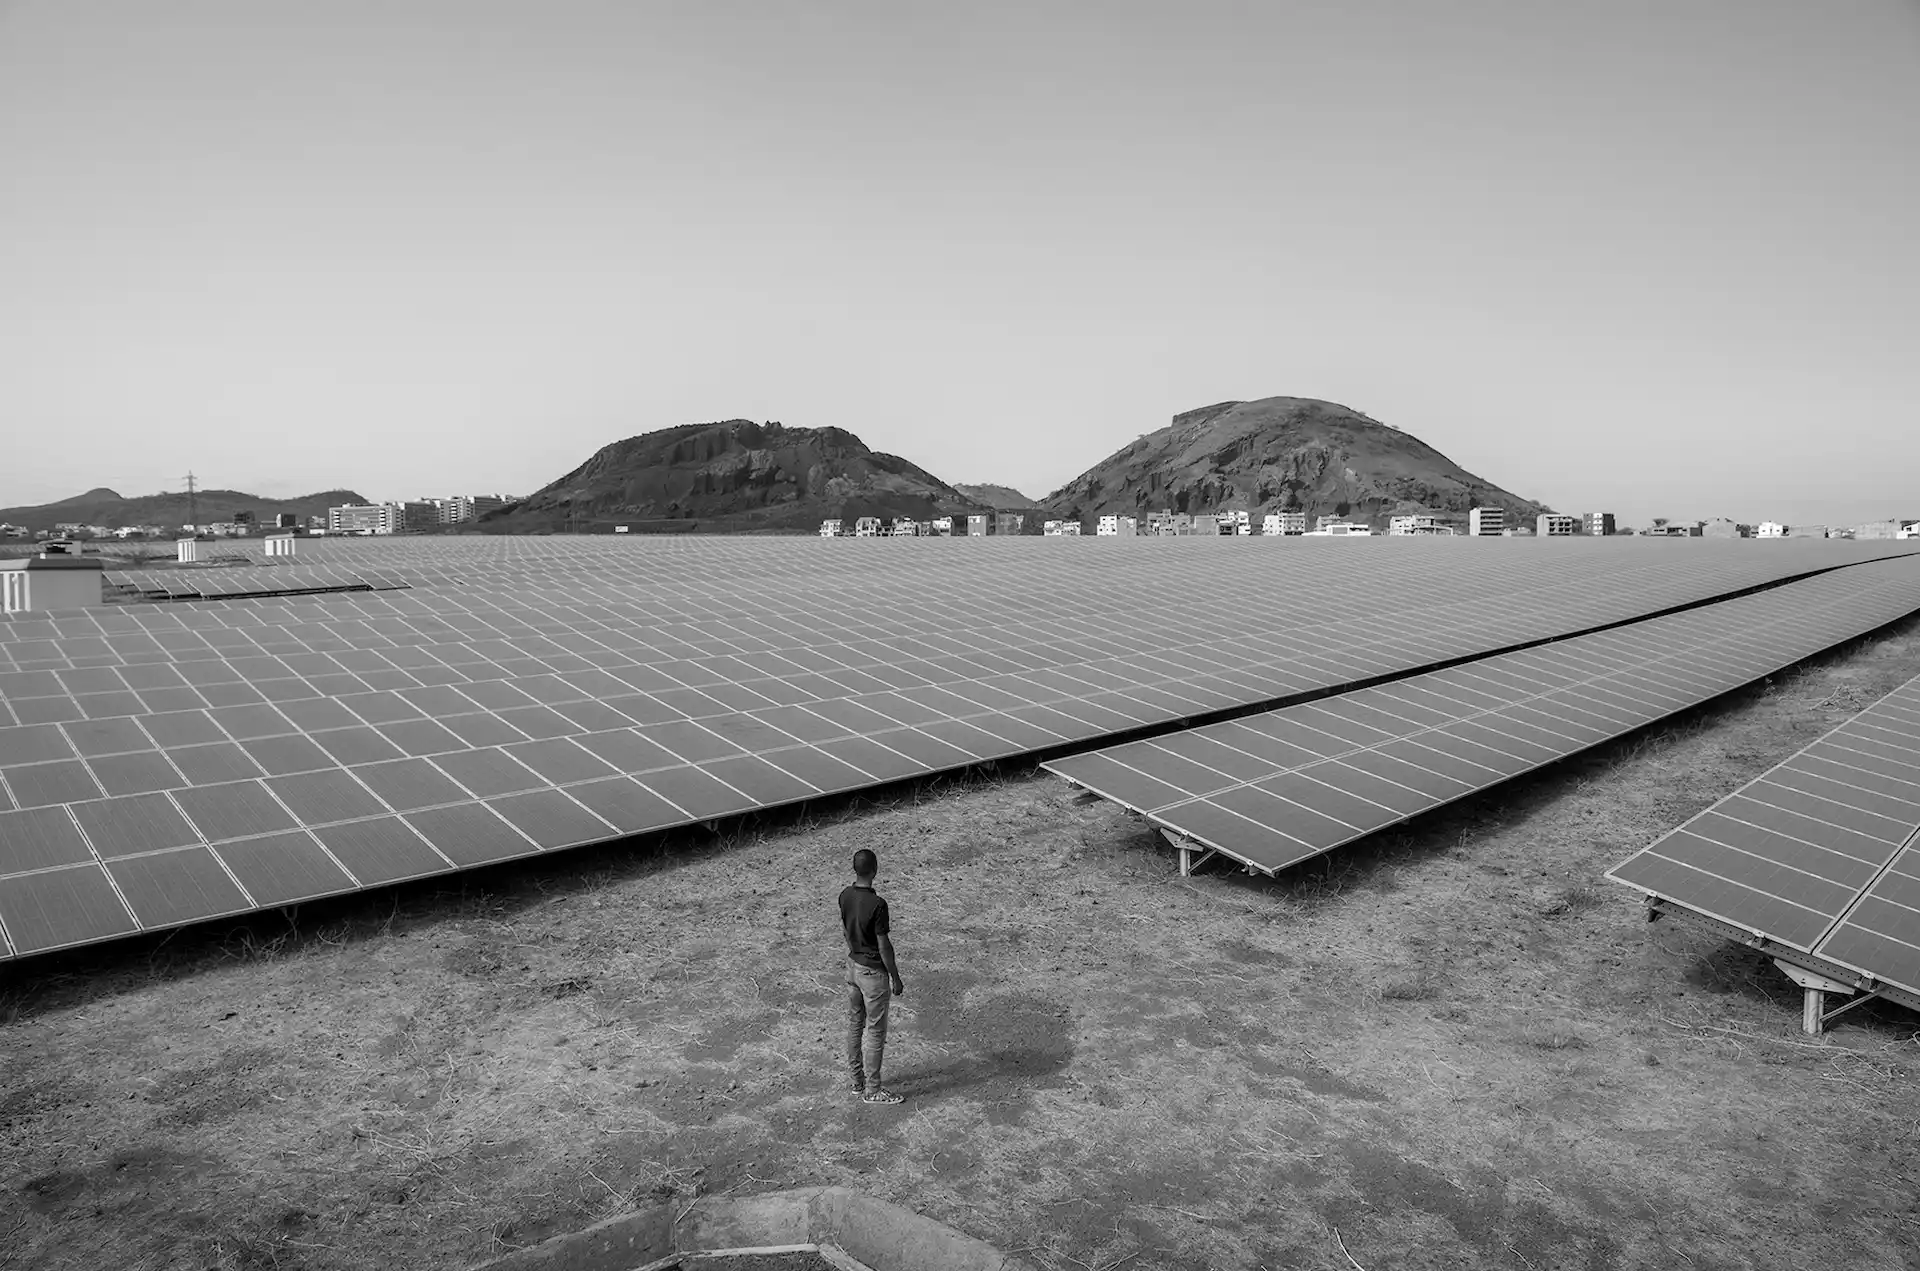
[3, 1, 1915, 527]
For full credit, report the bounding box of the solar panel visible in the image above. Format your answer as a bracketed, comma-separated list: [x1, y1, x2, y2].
[1, 535, 1916, 961]
[1607, 670, 1920, 1003]
[1045, 554, 1920, 878]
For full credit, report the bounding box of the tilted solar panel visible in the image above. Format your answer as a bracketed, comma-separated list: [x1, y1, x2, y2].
[0, 536, 1915, 961]
[1608, 672, 1920, 999]
[1045, 554, 1920, 876]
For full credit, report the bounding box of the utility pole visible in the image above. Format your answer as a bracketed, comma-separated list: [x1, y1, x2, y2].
[181, 471, 199, 535]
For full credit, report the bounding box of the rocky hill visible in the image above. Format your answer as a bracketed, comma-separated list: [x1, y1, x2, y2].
[0, 487, 367, 532]
[953, 483, 1039, 509]
[1041, 397, 1548, 528]
[485, 420, 985, 533]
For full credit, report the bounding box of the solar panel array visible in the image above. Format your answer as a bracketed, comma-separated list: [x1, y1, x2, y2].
[104, 561, 462, 601]
[1, 535, 1914, 961]
[1607, 671, 1920, 998]
[1045, 554, 1920, 875]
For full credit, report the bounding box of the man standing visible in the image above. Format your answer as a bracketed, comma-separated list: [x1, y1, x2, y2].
[840, 848, 905, 1104]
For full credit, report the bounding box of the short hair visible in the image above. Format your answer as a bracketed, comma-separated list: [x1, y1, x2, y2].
[852, 849, 877, 879]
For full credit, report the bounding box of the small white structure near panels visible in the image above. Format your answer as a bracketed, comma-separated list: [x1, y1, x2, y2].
[263, 534, 298, 557]
[0, 553, 105, 613]
[176, 537, 201, 563]
[1756, 522, 1788, 538]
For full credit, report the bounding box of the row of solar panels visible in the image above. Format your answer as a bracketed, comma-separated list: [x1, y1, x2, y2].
[12, 534, 1916, 630]
[1608, 674, 1920, 1003]
[1, 539, 1916, 965]
[1049, 553, 1920, 1006]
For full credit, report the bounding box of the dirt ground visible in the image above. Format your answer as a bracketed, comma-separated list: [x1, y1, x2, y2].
[4, 623, 1919, 1271]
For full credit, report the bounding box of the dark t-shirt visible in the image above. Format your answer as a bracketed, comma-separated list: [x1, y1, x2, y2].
[839, 885, 890, 971]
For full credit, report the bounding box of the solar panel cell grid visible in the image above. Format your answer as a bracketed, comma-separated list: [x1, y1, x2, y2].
[1608, 674, 1920, 996]
[6, 536, 1919, 960]
[1050, 556, 1920, 876]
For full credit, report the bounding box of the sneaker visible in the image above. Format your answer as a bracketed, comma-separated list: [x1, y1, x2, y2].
[861, 1088, 904, 1105]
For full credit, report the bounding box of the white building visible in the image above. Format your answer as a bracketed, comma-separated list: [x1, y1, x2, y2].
[819, 519, 842, 537]
[1468, 507, 1504, 537]
[1096, 515, 1119, 536]
[443, 494, 510, 523]
[854, 517, 881, 536]
[328, 504, 400, 535]
[1755, 522, 1787, 538]
[1304, 521, 1373, 536]
[0, 553, 104, 613]
[1261, 511, 1307, 536]
[1898, 522, 1919, 539]
[1043, 520, 1082, 536]
[1536, 514, 1579, 537]
[1389, 515, 1446, 536]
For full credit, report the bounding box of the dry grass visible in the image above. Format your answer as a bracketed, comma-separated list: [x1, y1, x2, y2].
[3, 627, 1920, 1271]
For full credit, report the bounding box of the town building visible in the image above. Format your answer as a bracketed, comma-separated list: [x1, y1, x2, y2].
[443, 494, 510, 523]
[854, 517, 881, 537]
[1701, 518, 1748, 538]
[1756, 522, 1787, 538]
[1260, 511, 1307, 536]
[1468, 507, 1504, 537]
[328, 503, 400, 535]
[402, 501, 443, 531]
[1785, 524, 1829, 538]
[1899, 522, 1920, 539]
[1536, 514, 1579, 537]
[1389, 515, 1446, 536]
[1847, 520, 1907, 540]
[966, 515, 989, 536]
[275, 513, 300, 530]
[1582, 512, 1616, 537]
[818, 519, 842, 537]
[993, 512, 1025, 536]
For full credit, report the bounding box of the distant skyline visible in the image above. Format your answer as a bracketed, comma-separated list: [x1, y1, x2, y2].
[3, 1, 1915, 528]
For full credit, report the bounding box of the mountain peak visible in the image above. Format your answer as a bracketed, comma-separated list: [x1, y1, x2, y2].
[491, 418, 984, 532]
[1043, 397, 1545, 525]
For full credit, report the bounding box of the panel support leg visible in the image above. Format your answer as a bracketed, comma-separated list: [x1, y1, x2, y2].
[1802, 987, 1824, 1036]
[1158, 829, 1215, 877]
[1773, 958, 1869, 1036]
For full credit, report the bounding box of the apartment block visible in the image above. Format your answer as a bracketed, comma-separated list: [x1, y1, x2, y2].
[1583, 512, 1616, 537]
[1468, 507, 1505, 536]
[328, 504, 400, 535]
[1536, 514, 1579, 537]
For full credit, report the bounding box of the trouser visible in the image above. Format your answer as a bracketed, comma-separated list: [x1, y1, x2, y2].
[843, 958, 892, 1088]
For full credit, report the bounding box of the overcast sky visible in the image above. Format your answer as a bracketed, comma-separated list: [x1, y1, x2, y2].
[2, 1, 1914, 527]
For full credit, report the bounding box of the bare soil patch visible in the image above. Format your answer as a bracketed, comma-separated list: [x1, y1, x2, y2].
[4, 625, 1919, 1271]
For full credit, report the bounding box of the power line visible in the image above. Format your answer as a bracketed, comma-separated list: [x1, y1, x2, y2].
[181, 471, 198, 534]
